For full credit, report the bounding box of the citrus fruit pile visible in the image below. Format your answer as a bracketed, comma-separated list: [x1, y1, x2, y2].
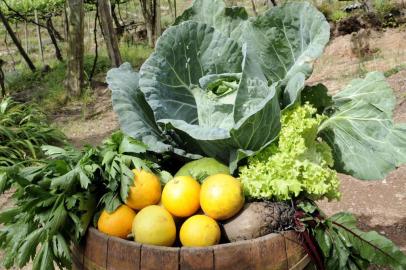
[97, 158, 245, 247]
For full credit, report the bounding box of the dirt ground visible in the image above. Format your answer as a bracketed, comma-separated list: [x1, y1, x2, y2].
[0, 28, 405, 268]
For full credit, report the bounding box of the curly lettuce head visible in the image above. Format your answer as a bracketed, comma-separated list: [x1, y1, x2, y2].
[239, 104, 340, 201]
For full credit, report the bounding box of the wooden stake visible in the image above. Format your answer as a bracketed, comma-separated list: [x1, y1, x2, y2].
[34, 10, 44, 64]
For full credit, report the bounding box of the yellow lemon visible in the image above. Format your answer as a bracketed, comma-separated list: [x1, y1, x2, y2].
[180, 215, 221, 247]
[161, 176, 200, 217]
[200, 174, 244, 220]
[132, 205, 176, 246]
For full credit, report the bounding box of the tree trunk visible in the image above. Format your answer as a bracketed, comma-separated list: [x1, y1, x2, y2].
[0, 9, 36, 72]
[139, 0, 161, 47]
[66, 0, 85, 97]
[111, 3, 124, 37]
[46, 17, 63, 62]
[34, 10, 44, 64]
[89, 2, 100, 82]
[155, 0, 161, 37]
[99, 0, 122, 67]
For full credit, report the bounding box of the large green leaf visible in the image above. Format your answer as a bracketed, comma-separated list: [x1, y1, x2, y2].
[174, 0, 248, 37]
[107, 63, 172, 153]
[319, 72, 406, 180]
[140, 21, 243, 124]
[176, 1, 330, 86]
[233, 2, 330, 84]
[139, 26, 280, 166]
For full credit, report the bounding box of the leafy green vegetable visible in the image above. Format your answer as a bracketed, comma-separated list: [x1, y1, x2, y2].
[107, 1, 329, 169]
[239, 104, 340, 201]
[174, 0, 248, 37]
[0, 146, 99, 270]
[319, 72, 406, 180]
[175, 1, 330, 85]
[0, 131, 165, 269]
[297, 202, 406, 270]
[99, 131, 158, 212]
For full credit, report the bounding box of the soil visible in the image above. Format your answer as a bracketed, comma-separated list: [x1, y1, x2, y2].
[1, 28, 405, 269]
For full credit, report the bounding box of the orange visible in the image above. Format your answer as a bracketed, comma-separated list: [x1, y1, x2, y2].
[161, 176, 201, 217]
[97, 205, 136, 238]
[132, 205, 176, 246]
[200, 174, 244, 220]
[125, 169, 161, 210]
[180, 215, 220, 247]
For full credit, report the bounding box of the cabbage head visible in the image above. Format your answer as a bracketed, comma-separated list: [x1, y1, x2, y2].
[107, 1, 330, 170]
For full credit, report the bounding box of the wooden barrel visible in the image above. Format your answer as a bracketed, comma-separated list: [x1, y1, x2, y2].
[72, 227, 310, 270]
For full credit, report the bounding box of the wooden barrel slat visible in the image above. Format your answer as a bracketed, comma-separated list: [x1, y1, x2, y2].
[213, 233, 287, 270]
[71, 243, 85, 270]
[140, 244, 179, 270]
[84, 228, 109, 270]
[251, 233, 288, 270]
[72, 228, 309, 270]
[107, 236, 141, 270]
[180, 247, 214, 270]
[282, 231, 307, 269]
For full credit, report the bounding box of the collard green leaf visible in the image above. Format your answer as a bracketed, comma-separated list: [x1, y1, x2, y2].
[330, 212, 406, 269]
[319, 72, 406, 180]
[174, 0, 248, 37]
[107, 63, 172, 153]
[140, 21, 243, 124]
[333, 72, 396, 116]
[233, 2, 330, 84]
[281, 72, 306, 110]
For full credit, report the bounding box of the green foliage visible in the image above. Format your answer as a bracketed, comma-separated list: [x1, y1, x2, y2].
[108, 1, 330, 170]
[239, 104, 340, 201]
[99, 131, 159, 212]
[6, 55, 112, 112]
[330, 10, 348, 22]
[373, 0, 395, 17]
[298, 202, 406, 269]
[0, 145, 99, 270]
[319, 72, 406, 180]
[0, 0, 65, 19]
[0, 97, 65, 167]
[119, 43, 153, 69]
[0, 131, 164, 269]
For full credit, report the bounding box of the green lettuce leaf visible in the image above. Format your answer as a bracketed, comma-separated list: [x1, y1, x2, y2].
[319, 72, 406, 180]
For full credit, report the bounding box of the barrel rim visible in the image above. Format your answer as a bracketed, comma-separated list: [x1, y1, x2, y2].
[88, 226, 298, 250]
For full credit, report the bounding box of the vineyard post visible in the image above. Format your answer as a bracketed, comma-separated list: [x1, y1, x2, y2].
[24, 21, 28, 52]
[34, 10, 44, 64]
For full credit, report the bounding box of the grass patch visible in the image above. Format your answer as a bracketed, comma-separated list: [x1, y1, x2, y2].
[119, 42, 153, 69]
[4, 43, 152, 114]
[5, 55, 111, 113]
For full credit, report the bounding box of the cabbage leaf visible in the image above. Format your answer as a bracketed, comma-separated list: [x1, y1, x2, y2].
[319, 72, 406, 180]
